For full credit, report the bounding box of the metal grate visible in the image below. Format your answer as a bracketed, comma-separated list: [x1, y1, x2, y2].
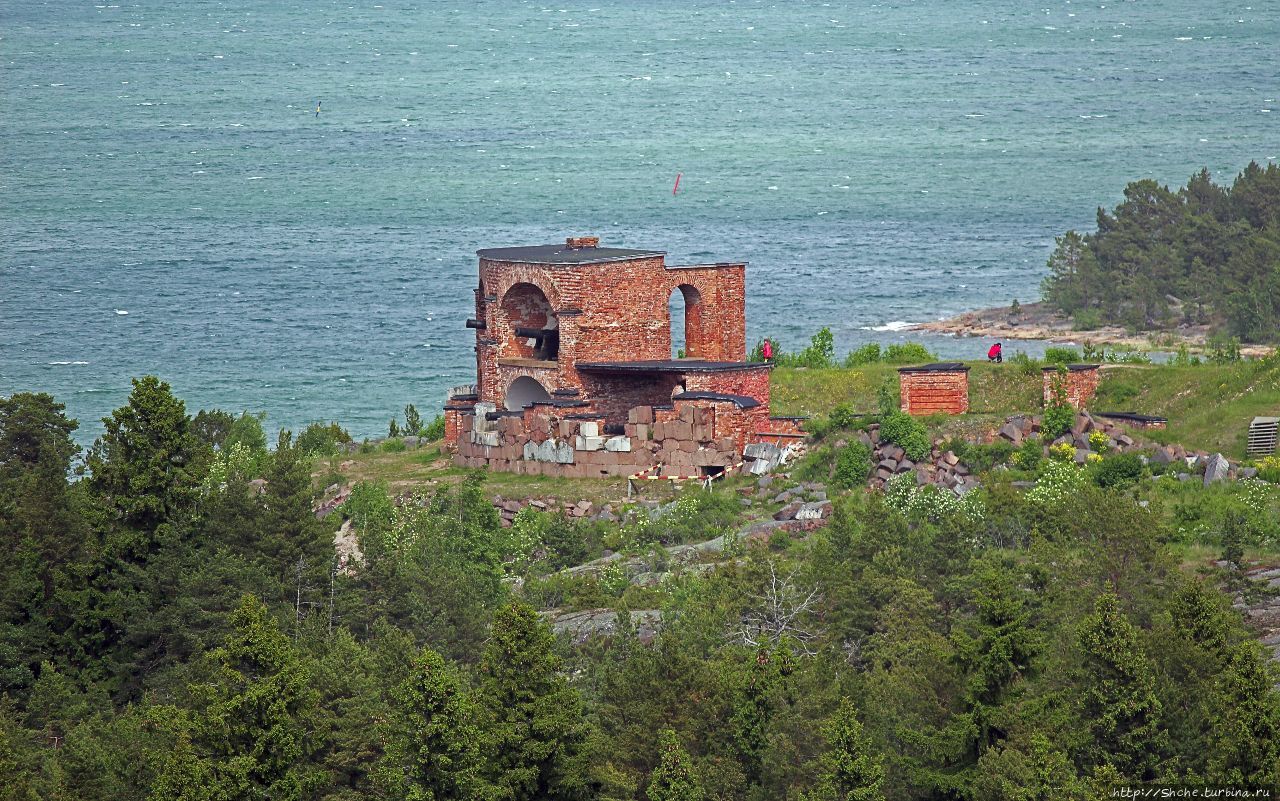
[1247, 416, 1279, 456]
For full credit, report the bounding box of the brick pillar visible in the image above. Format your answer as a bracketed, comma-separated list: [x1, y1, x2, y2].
[897, 363, 970, 415]
[1042, 364, 1100, 410]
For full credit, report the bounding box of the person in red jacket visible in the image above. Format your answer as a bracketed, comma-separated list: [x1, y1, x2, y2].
[762, 338, 774, 362]
[987, 342, 1003, 363]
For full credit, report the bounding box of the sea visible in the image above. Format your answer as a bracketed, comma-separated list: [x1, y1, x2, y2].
[2, 0, 1276, 446]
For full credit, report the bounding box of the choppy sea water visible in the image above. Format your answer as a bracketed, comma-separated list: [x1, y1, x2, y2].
[2, 0, 1276, 444]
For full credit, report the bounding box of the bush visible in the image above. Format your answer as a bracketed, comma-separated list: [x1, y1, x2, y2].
[1013, 440, 1042, 471]
[1093, 453, 1144, 489]
[1073, 308, 1103, 330]
[832, 441, 873, 489]
[883, 342, 938, 364]
[829, 402, 859, 430]
[1254, 456, 1280, 484]
[844, 343, 881, 366]
[1208, 333, 1242, 364]
[1043, 346, 1081, 364]
[422, 415, 446, 442]
[1041, 368, 1075, 440]
[879, 412, 930, 462]
[1047, 442, 1076, 462]
[842, 340, 937, 367]
[961, 441, 1015, 473]
[1011, 351, 1041, 377]
[296, 421, 352, 456]
[381, 438, 407, 453]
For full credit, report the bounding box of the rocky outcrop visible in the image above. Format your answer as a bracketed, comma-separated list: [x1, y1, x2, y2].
[542, 608, 663, 644]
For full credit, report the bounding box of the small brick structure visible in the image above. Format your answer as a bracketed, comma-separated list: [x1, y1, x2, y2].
[897, 363, 970, 416]
[1042, 364, 1101, 410]
[445, 236, 803, 475]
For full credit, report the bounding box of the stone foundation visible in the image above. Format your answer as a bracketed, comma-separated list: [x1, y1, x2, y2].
[455, 399, 794, 478]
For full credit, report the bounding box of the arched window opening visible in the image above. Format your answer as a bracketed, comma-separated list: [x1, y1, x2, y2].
[669, 284, 702, 359]
[505, 376, 552, 411]
[500, 283, 558, 361]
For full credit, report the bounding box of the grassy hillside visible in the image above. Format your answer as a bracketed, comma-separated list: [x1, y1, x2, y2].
[772, 357, 1280, 459]
[1094, 359, 1280, 457]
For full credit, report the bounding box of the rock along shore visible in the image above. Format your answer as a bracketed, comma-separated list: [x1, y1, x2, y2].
[910, 301, 1274, 357]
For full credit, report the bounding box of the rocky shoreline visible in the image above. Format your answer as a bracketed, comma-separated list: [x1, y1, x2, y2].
[911, 301, 1274, 357]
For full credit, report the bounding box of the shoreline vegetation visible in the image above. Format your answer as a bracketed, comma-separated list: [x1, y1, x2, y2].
[911, 300, 1277, 358]
[916, 162, 1280, 359]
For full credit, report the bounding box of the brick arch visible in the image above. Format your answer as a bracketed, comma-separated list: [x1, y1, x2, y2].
[661, 265, 743, 360]
[669, 284, 704, 358]
[499, 282, 558, 359]
[505, 375, 552, 410]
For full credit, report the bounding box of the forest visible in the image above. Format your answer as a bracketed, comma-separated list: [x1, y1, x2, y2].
[2, 375, 1279, 800]
[1041, 161, 1280, 342]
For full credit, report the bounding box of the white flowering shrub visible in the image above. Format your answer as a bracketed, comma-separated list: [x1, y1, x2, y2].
[506, 506, 550, 572]
[1026, 460, 1089, 507]
[883, 473, 985, 525]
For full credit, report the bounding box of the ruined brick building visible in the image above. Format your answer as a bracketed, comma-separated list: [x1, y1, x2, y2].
[443, 237, 804, 477]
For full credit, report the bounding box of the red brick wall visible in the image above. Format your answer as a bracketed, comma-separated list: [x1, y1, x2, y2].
[581, 373, 684, 423]
[899, 370, 969, 415]
[444, 408, 462, 451]
[474, 250, 749, 411]
[1043, 367, 1100, 410]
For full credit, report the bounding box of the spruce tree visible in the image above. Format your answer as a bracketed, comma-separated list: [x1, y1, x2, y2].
[88, 376, 204, 538]
[1205, 642, 1280, 789]
[478, 600, 589, 801]
[150, 594, 322, 801]
[647, 729, 703, 801]
[1075, 592, 1166, 780]
[806, 698, 884, 801]
[383, 645, 484, 801]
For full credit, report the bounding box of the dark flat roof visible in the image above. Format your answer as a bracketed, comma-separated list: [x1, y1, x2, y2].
[1097, 411, 1168, 424]
[576, 359, 771, 374]
[897, 362, 970, 373]
[672, 391, 761, 409]
[477, 244, 665, 265]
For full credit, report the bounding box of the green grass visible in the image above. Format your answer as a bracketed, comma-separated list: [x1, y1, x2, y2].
[319, 442, 686, 505]
[769, 362, 1043, 418]
[1095, 359, 1280, 458]
[773, 358, 1280, 459]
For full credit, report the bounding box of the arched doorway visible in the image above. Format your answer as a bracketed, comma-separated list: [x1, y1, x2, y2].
[669, 284, 702, 358]
[500, 283, 558, 360]
[505, 376, 552, 411]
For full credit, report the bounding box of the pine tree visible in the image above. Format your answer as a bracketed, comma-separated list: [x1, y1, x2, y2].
[1075, 592, 1166, 780]
[150, 595, 322, 800]
[87, 376, 204, 538]
[1205, 642, 1280, 789]
[383, 646, 484, 801]
[805, 699, 884, 801]
[478, 600, 589, 801]
[647, 729, 703, 801]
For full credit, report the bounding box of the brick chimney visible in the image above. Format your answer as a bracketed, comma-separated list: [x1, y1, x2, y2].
[565, 236, 600, 249]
